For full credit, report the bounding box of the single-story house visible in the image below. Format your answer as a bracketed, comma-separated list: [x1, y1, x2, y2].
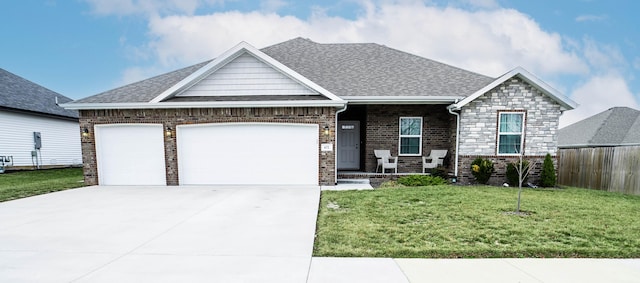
[0, 68, 82, 171]
[62, 38, 576, 186]
[557, 107, 640, 194]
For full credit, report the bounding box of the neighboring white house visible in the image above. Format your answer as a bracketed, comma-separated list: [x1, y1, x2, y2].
[0, 68, 81, 170]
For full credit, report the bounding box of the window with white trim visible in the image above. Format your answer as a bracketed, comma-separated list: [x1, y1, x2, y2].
[497, 112, 525, 154]
[399, 117, 422, 156]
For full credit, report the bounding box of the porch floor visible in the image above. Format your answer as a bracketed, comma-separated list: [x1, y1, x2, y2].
[338, 171, 429, 178]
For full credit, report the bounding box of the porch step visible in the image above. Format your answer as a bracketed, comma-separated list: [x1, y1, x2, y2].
[337, 179, 370, 184]
[323, 179, 374, 191]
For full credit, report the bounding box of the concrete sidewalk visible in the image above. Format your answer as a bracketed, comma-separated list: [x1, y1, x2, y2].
[308, 257, 640, 283]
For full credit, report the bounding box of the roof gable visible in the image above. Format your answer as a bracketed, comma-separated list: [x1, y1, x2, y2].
[558, 107, 640, 147]
[175, 53, 318, 97]
[0, 68, 78, 119]
[150, 41, 342, 103]
[448, 67, 577, 110]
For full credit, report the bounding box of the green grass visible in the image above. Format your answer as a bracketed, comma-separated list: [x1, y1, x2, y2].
[0, 168, 85, 202]
[314, 185, 640, 258]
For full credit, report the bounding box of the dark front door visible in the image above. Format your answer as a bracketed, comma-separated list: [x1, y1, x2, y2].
[337, 121, 360, 170]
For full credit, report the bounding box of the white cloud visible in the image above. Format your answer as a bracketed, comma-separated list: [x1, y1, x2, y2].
[260, 0, 288, 13]
[575, 14, 607, 22]
[138, 1, 588, 81]
[558, 38, 640, 127]
[461, 0, 499, 9]
[146, 11, 312, 66]
[83, 0, 222, 16]
[583, 37, 626, 71]
[560, 74, 640, 128]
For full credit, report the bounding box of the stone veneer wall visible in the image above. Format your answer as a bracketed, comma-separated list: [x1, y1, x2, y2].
[365, 105, 456, 173]
[79, 107, 336, 186]
[457, 77, 565, 185]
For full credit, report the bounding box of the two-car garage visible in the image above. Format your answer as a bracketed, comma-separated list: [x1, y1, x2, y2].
[94, 123, 320, 186]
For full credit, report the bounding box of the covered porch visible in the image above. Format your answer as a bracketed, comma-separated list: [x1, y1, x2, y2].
[336, 104, 458, 183]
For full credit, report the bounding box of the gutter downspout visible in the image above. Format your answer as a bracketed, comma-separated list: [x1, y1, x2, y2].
[334, 103, 349, 185]
[448, 105, 461, 178]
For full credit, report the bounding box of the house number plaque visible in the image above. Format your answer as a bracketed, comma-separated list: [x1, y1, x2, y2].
[321, 143, 333, 151]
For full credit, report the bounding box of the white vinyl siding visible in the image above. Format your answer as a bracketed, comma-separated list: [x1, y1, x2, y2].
[178, 53, 319, 97]
[497, 112, 525, 155]
[399, 117, 422, 156]
[0, 110, 81, 167]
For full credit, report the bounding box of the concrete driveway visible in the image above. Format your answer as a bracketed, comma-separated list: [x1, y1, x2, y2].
[0, 186, 320, 282]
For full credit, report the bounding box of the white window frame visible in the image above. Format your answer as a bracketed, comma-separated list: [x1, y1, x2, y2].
[398, 117, 423, 156]
[497, 112, 525, 155]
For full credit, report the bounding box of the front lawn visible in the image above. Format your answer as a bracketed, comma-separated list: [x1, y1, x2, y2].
[314, 185, 640, 258]
[0, 168, 85, 202]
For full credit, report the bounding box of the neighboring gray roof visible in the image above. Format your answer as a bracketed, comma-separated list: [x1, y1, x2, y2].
[261, 38, 494, 97]
[73, 60, 212, 104]
[70, 38, 495, 104]
[0, 68, 78, 119]
[558, 107, 640, 148]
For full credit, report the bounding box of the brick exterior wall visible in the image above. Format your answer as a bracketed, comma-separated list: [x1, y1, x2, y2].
[79, 107, 336, 186]
[364, 105, 455, 173]
[456, 77, 565, 185]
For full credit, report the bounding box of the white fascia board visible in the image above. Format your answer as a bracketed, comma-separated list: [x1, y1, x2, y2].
[343, 96, 464, 104]
[60, 100, 347, 110]
[149, 41, 343, 103]
[448, 67, 578, 110]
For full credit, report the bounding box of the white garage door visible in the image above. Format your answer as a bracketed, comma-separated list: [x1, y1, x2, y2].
[95, 124, 167, 185]
[177, 123, 319, 185]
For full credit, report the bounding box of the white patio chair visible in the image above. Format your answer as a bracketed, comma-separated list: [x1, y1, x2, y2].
[374, 150, 393, 173]
[381, 155, 398, 174]
[422, 149, 448, 173]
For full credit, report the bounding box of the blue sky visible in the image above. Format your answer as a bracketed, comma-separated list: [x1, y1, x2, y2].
[1, 0, 638, 127]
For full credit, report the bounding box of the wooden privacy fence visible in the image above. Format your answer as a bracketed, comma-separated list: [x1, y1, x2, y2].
[558, 146, 640, 195]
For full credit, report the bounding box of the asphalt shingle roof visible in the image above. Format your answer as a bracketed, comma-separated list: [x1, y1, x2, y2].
[261, 38, 495, 98]
[72, 60, 212, 104]
[70, 38, 496, 104]
[0, 68, 78, 119]
[558, 107, 640, 147]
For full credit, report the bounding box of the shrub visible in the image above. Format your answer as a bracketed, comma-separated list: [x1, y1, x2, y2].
[429, 167, 448, 179]
[397, 175, 447, 186]
[539, 153, 557, 187]
[471, 157, 494, 184]
[506, 160, 530, 187]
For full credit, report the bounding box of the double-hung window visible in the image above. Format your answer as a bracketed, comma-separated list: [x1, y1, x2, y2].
[497, 112, 525, 154]
[399, 117, 422, 156]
